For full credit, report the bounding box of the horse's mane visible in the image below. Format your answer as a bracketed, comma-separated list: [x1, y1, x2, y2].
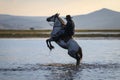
[57, 17, 65, 26]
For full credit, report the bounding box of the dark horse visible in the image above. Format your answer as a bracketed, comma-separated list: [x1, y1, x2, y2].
[46, 13, 82, 67]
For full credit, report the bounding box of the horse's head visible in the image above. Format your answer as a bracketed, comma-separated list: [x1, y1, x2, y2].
[47, 13, 65, 37]
[47, 13, 65, 27]
[46, 13, 60, 22]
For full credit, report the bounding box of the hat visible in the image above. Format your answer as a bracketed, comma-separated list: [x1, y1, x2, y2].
[65, 15, 72, 19]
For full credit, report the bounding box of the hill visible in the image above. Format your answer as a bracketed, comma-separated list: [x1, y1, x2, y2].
[0, 8, 120, 30]
[73, 8, 120, 29]
[0, 15, 49, 30]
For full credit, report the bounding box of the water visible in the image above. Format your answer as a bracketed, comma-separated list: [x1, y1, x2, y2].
[0, 38, 120, 80]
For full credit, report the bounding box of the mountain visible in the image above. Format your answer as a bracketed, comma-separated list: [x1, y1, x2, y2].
[73, 8, 120, 29]
[0, 8, 120, 30]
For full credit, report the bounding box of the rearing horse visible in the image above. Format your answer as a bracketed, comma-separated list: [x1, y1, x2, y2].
[46, 13, 82, 67]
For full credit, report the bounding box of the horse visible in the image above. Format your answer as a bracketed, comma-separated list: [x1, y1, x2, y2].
[46, 13, 82, 67]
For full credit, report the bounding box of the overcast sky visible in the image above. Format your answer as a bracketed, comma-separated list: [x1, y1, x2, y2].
[0, 0, 120, 16]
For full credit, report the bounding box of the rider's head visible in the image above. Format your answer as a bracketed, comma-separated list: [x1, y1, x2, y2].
[65, 15, 72, 20]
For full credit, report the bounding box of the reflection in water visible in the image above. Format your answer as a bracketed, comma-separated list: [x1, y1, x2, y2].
[45, 63, 120, 80]
[44, 63, 120, 80]
[49, 68, 75, 80]
[46, 64, 77, 80]
[0, 63, 120, 80]
[0, 63, 119, 71]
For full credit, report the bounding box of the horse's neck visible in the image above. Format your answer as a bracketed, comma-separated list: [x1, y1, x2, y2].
[54, 18, 62, 27]
[58, 17, 65, 26]
[51, 18, 62, 37]
[54, 17, 65, 28]
[51, 27, 61, 37]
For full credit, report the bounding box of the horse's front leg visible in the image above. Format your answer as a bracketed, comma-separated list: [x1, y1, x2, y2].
[46, 39, 50, 49]
[46, 39, 54, 50]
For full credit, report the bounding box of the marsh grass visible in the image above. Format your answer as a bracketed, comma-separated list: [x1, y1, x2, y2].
[0, 29, 120, 38]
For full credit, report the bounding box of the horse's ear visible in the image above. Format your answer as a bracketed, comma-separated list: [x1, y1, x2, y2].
[55, 13, 60, 16]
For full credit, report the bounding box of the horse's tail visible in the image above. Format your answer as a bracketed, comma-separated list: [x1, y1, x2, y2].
[78, 47, 83, 63]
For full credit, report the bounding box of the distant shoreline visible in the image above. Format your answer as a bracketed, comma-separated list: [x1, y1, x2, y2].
[0, 29, 120, 38]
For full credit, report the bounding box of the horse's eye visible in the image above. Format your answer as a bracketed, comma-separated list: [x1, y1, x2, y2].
[46, 18, 49, 21]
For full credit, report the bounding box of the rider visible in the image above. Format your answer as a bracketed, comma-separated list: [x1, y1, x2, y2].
[64, 15, 75, 38]
[54, 15, 75, 41]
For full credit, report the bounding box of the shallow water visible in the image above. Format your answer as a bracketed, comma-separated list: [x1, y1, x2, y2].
[0, 38, 120, 80]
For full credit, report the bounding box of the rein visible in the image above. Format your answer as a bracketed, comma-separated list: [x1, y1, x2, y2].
[57, 17, 65, 27]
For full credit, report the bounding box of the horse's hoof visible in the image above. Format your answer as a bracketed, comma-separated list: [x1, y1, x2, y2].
[76, 58, 80, 67]
[76, 65, 79, 70]
[51, 46, 54, 49]
[49, 47, 54, 51]
[49, 48, 52, 51]
[49, 46, 54, 51]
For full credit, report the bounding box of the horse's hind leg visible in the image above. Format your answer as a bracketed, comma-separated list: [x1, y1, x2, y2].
[76, 47, 83, 66]
[68, 47, 82, 67]
[68, 50, 80, 66]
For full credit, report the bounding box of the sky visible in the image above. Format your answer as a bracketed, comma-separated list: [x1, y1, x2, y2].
[0, 0, 120, 16]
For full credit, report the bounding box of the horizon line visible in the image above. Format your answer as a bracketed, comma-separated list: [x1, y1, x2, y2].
[0, 8, 120, 17]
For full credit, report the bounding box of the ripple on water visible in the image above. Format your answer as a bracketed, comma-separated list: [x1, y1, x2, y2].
[0, 63, 119, 71]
